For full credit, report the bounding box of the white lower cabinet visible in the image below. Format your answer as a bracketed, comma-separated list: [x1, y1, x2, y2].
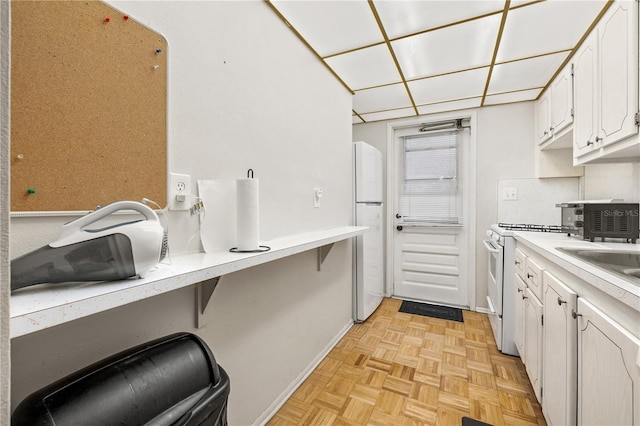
[514, 274, 527, 359]
[577, 298, 640, 425]
[542, 271, 578, 426]
[524, 286, 543, 402]
[516, 242, 640, 425]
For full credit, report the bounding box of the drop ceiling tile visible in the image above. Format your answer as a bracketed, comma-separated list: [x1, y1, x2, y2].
[392, 13, 501, 79]
[483, 88, 541, 105]
[353, 84, 412, 114]
[374, 0, 504, 40]
[325, 44, 401, 90]
[359, 107, 417, 123]
[497, 0, 606, 62]
[488, 52, 568, 94]
[271, 0, 382, 57]
[417, 98, 482, 115]
[408, 68, 489, 105]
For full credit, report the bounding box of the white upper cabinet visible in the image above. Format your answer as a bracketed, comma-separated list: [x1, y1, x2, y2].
[550, 66, 574, 139]
[536, 64, 574, 148]
[536, 91, 552, 144]
[573, 0, 640, 163]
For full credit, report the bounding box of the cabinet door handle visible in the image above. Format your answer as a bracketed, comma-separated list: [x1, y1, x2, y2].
[515, 260, 520, 265]
[517, 288, 523, 293]
[595, 136, 603, 142]
[571, 309, 582, 319]
[527, 273, 533, 279]
[557, 297, 567, 306]
[586, 140, 594, 146]
[522, 294, 528, 300]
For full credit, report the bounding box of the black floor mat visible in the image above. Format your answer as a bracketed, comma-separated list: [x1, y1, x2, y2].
[399, 300, 464, 322]
[462, 417, 492, 426]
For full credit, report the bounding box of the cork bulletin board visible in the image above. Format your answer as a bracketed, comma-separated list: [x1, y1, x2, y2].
[11, 0, 167, 212]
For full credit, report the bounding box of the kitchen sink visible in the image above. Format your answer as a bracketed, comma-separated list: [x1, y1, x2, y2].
[556, 248, 640, 283]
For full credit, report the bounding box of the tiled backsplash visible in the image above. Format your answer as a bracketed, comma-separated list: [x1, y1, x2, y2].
[497, 177, 580, 225]
[583, 163, 640, 203]
[497, 163, 639, 226]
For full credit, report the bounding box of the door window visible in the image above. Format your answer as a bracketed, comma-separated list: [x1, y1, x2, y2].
[399, 129, 464, 225]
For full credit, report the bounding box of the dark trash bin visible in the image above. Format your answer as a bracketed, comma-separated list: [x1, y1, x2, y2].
[12, 332, 230, 426]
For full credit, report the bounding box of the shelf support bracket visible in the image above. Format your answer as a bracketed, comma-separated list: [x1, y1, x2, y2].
[196, 276, 221, 328]
[317, 243, 334, 271]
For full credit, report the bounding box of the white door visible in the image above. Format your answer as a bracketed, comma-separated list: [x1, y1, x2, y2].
[390, 119, 474, 308]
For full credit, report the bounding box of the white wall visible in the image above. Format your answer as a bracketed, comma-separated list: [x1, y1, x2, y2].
[353, 102, 536, 310]
[9, 2, 353, 425]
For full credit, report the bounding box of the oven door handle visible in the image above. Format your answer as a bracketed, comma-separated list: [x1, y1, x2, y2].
[483, 239, 500, 254]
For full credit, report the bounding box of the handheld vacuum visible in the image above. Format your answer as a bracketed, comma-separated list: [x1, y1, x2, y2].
[11, 201, 168, 291]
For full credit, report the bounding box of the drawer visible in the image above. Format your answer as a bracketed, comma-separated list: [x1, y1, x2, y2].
[515, 248, 527, 281]
[525, 257, 544, 302]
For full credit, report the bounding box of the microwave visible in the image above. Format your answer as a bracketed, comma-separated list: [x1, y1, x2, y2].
[556, 202, 639, 243]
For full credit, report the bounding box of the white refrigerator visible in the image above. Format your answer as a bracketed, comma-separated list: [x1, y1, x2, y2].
[353, 141, 384, 322]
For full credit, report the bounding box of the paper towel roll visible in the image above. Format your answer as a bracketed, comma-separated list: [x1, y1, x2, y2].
[236, 178, 259, 251]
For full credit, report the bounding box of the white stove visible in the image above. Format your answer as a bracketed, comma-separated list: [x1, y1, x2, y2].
[484, 223, 563, 356]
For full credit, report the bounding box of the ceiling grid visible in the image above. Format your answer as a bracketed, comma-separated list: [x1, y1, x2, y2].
[267, 0, 610, 123]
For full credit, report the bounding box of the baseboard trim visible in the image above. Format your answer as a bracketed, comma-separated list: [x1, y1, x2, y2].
[474, 306, 491, 315]
[253, 319, 354, 426]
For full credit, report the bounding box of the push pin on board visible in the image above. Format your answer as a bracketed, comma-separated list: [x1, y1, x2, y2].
[123, 15, 129, 20]
[26, 189, 36, 195]
[155, 48, 162, 54]
[16, 154, 24, 160]
[104, 16, 111, 23]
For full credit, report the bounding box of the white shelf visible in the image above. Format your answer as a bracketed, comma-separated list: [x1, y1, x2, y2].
[11, 226, 367, 338]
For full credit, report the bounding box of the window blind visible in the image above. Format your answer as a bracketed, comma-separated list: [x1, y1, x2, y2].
[399, 129, 464, 225]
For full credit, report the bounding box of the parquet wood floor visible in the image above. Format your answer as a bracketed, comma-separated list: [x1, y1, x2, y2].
[267, 298, 546, 426]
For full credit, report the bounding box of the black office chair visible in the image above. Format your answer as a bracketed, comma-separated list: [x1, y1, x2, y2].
[12, 332, 230, 426]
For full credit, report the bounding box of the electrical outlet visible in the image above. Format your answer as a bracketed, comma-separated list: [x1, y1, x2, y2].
[169, 173, 192, 211]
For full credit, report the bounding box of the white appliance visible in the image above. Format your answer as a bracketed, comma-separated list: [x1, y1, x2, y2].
[353, 141, 384, 322]
[483, 223, 563, 356]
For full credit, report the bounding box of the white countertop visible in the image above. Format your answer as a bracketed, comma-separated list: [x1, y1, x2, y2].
[512, 231, 640, 311]
[11, 226, 367, 338]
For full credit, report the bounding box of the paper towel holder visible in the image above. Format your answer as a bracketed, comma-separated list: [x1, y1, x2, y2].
[230, 168, 271, 253]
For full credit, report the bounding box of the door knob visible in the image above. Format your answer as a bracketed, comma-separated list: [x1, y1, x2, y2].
[395, 214, 402, 219]
[396, 225, 403, 231]
[557, 297, 567, 306]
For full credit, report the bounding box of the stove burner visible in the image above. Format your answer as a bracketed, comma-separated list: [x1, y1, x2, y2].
[498, 223, 563, 233]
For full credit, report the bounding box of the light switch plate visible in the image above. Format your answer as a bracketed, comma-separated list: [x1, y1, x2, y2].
[502, 187, 518, 201]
